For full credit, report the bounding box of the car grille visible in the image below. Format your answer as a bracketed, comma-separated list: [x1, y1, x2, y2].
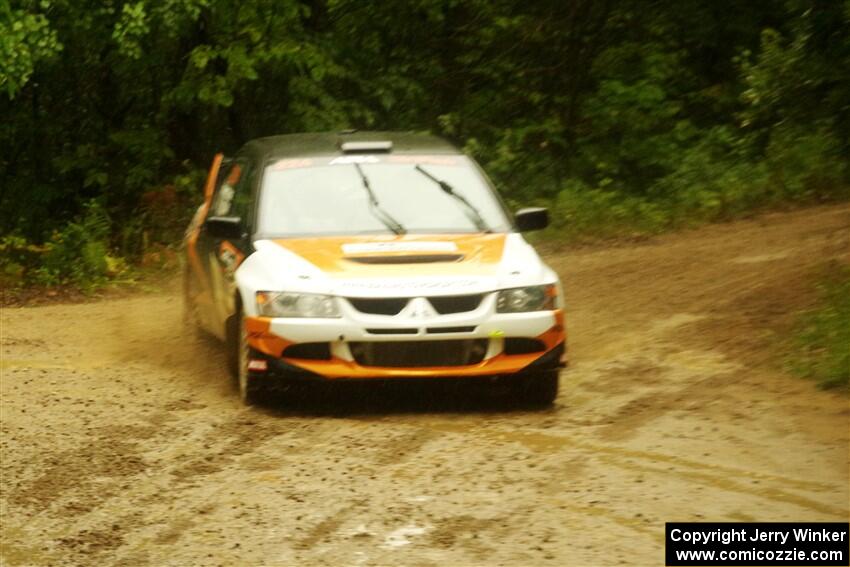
[426, 294, 484, 314]
[346, 294, 485, 316]
[426, 326, 476, 334]
[346, 297, 409, 315]
[349, 339, 488, 368]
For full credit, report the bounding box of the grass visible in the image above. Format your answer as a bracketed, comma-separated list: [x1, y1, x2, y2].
[788, 262, 850, 390]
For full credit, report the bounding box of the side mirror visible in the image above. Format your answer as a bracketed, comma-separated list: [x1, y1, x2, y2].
[205, 216, 244, 240]
[515, 207, 549, 232]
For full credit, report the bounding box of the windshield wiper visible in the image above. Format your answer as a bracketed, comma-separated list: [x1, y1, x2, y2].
[414, 165, 491, 233]
[353, 163, 405, 235]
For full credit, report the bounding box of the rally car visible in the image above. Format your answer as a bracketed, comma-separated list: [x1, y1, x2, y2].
[184, 132, 566, 405]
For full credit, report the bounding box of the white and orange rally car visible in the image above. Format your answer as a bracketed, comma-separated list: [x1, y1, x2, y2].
[184, 132, 566, 405]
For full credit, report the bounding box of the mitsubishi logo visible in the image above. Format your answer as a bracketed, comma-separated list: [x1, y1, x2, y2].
[405, 297, 436, 319]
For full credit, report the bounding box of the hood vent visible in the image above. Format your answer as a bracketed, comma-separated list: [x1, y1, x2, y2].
[345, 254, 464, 265]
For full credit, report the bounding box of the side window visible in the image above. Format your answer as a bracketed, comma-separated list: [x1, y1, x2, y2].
[211, 159, 252, 219]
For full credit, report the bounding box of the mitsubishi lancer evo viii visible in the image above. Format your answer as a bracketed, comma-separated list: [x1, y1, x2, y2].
[184, 132, 567, 405]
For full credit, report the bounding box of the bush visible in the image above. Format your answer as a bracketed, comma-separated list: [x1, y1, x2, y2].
[538, 118, 847, 245]
[764, 124, 848, 202]
[30, 201, 124, 290]
[0, 234, 45, 288]
[546, 180, 671, 241]
[789, 264, 850, 390]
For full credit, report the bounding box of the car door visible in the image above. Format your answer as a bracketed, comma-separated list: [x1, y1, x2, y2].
[185, 153, 227, 335]
[200, 157, 254, 338]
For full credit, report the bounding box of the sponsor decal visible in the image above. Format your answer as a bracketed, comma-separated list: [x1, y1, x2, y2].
[329, 155, 380, 165]
[218, 241, 244, 275]
[386, 155, 460, 166]
[269, 155, 461, 170]
[269, 158, 314, 170]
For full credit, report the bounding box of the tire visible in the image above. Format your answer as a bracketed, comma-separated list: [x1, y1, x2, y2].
[226, 313, 239, 378]
[514, 370, 559, 407]
[183, 270, 204, 337]
[232, 311, 264, 405]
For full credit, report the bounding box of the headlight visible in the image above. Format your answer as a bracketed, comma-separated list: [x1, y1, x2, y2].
[256, 291, 340, 318]
[496, 285, 557, 313]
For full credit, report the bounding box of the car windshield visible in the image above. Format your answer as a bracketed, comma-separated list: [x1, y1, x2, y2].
[256, 155, 512, 237]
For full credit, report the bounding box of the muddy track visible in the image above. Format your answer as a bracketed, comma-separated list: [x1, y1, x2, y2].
[2, 205, 849, 566]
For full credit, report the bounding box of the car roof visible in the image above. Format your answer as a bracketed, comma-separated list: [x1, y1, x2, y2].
[239, 131, 460, 161]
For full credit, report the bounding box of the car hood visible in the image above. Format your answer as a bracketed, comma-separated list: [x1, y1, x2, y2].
[236, 233, 554, 300]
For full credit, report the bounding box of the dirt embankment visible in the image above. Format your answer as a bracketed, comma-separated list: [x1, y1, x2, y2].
[2, 204, 849, 566]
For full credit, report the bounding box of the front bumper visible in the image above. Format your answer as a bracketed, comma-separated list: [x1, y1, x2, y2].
[245, 299, 567, 380]
[254, 341, 566, 384]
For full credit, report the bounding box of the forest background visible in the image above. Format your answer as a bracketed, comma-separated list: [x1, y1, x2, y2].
[1, 0, 848, 288]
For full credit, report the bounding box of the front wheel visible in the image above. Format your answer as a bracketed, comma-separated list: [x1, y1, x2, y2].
[183, 270, 204, 338]
[513, 370, 559, 407]
[232, 312, 264, 405]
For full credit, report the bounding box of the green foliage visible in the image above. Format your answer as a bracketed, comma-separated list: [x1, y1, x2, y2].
[0, 5, 62, 98]
[0, 0, 847, 283]
[546, 180, 670, 241]
[789, 264, 850, 390]
[0, 233, 45, 288]
[31, 202, 115, 289]
[112, 2, 149, 60]
[763, 124, 847, 200]
[0, 201, 131, 291]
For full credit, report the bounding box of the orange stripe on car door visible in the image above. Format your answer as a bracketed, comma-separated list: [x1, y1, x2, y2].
[187, 153, 224, 297]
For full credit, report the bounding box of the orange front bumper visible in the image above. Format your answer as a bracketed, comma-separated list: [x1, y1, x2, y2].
[245, 313, 567, 379]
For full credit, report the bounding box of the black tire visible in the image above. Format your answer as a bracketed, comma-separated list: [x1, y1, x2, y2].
[183, 270, 204, 337]
[231, 311, 264, 405]
[514, 370, 559, 407]
[226, 313, 239, 378]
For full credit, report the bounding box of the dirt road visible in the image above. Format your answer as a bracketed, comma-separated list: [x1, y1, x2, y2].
[2, 205, 849, 566]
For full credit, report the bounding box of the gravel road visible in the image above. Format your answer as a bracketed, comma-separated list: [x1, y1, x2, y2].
[2, 204, 848, 566]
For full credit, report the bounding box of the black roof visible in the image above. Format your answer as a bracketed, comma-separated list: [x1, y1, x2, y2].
[239, 131, 460, 161]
